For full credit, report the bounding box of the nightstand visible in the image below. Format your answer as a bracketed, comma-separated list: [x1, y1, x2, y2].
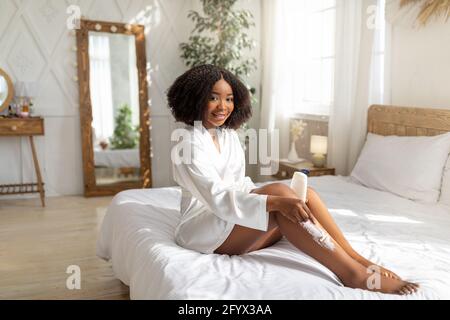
[272, 160, 335, 180]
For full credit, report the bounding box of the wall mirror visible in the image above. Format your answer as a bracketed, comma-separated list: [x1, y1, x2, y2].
[76, 20, 152, 197]
[0, 68, 14, 114]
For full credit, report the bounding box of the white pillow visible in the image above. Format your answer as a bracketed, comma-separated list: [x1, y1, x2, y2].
[439, 156, 450, 206]
[351, 132, 450, 203]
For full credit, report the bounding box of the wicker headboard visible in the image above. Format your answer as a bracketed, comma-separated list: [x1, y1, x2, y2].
[368, 105, 450, 137]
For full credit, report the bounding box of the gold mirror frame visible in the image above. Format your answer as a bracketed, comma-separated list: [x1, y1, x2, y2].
[76, 20, 152, 197]
[0, 68, 14, 113]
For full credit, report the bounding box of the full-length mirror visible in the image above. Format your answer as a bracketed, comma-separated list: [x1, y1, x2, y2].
[76, 20, 152, 197]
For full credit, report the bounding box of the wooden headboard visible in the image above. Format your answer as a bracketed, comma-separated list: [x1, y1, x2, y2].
[368, 105, 450, 137]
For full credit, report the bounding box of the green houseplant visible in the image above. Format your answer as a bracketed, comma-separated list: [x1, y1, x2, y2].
[180, 0, 258, 105]
[110, 104, 139, 150]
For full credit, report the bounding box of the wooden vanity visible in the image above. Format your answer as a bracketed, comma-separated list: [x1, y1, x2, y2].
[0, 117, 45, 207]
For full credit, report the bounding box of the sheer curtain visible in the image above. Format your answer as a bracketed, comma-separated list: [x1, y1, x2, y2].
[89, 34, 114, 143]
[128, 36, 140, 128]
[261, 0, 386, 175]
[260, 0, 316, 162]
[327, 0, 385, 175]
[260, 0, 290, 162]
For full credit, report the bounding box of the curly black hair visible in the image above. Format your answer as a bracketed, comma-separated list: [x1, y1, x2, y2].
[167, 64, 252, 130]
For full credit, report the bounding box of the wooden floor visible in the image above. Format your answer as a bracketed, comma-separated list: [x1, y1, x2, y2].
[0, 196, 130, 300]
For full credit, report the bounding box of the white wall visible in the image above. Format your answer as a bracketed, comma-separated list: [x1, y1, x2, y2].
[0, 0, 262, 198]
[0, 0, 196, 197]
[388, 6, 450, 109]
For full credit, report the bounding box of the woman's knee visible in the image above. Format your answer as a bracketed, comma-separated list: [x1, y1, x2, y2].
[267, 182, 290, 193]
[253, 182, 294, 197]
[307, 187, 318, 200]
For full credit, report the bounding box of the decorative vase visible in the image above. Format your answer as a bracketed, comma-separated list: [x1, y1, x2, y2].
[287, 140, 300, 162]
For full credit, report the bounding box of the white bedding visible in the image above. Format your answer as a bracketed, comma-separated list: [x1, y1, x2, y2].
[97, 176, 450, 299]
[94, 148, 140, 168]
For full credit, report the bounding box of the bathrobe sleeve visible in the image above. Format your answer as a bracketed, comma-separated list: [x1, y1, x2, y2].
[172, 137, 269, 232]
[241, 176, 258, 193]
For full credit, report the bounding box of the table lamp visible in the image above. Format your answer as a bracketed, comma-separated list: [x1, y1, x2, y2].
[310, 135, 328, 168]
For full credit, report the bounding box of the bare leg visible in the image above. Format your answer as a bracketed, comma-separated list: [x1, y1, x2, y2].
[216, 183, 418, 295]
[214, 214, 282, 256]
[272, 211, 413, 293]
[305, 187, 401, 280]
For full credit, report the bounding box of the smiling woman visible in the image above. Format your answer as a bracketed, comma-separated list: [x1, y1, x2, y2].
[167, 64, 266, 255]
[167, 64, 252, 130]
[202, 79, 235, 130]
[166, 65, 419, 296]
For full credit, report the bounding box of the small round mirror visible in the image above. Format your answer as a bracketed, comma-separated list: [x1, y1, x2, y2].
[0, 68, 14, 114]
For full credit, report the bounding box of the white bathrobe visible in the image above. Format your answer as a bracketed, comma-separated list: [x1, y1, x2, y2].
[172, 125, 269, 254]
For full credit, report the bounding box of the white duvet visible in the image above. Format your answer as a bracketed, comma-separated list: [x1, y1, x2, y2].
[97, 176, 450, 299]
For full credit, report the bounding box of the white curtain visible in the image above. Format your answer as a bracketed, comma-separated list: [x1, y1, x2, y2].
[327, 0, 385, 175]
[261, 0, 386, 175]
[128, 36, 140, 127]
[89, 34, 114, 143]
[260, 0, 295, 163]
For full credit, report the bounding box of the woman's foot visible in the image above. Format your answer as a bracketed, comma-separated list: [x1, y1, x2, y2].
[369, 275, 419, 295]
[353, 255, 402, 280]
[344, 264, 419, 295]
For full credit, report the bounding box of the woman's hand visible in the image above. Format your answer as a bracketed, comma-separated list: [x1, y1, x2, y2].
[267, 196, 313, 224]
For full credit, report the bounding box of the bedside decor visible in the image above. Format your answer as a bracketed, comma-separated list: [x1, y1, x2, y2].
[271, 159, 335, 180]
[288, 119, 307, 163]
[310, 135, 328, 168]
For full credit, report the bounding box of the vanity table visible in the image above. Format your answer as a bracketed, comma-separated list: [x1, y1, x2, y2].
[0, 117, 45, 207]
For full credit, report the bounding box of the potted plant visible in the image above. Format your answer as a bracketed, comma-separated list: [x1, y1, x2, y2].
[110, 104, 139, 150]
[180, 0, 258, 108]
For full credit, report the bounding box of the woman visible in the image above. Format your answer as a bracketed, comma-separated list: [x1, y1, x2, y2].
[167, 64, 418, 295]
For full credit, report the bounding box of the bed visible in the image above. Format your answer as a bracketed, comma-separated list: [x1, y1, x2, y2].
[97, 105, 450, 299]
[94, 148, 140, 168]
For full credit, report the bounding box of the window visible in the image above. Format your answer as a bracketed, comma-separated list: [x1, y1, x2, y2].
[369, 0, 386, 104]
[273, 0, 386, 117]
[295, 0, 336, 116]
